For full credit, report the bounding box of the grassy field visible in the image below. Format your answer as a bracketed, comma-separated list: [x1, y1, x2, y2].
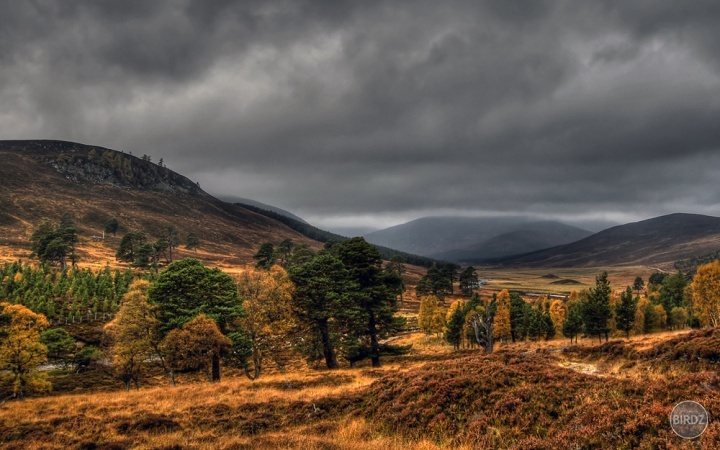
[479, 265, 660, 295]
[1, 329, 718, 449]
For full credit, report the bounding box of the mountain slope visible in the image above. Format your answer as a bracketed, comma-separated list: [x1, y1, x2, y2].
[364, 216, 592, 261]
[498, 213, 720, 267]
[0, 140, 319, 268]
[219, 196, 308, 224]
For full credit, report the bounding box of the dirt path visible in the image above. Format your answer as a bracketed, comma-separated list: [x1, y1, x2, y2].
[556, 360, 604, 377]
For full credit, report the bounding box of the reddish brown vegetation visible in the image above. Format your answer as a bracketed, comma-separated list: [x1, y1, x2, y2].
[345, 350, 720, 448]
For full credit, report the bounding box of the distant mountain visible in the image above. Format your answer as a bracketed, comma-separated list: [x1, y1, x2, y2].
[363, 216, 592, 261]
[219, 196, 307, 224]
[235, 202, 442, 268]
[497, 213, 720, 267]
[326, 225, 379, 237]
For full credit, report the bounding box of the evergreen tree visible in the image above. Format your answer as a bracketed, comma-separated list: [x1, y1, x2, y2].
[185, 233, 200, 253]
[509, 292, 529, 342]
[288, 253, 350, 369]
[253, 242, 275, 269]
[105, 218, 119, 237]
[440, 263, 459, 295]
[632, 276, 645, 295]
[562, 303, 583, 343]
[39, 328, 75, 368]
[580, 272, 613, 342]
[116, 232, 147, 263]
[445, 301, 466, 349]
[336, 237, 406, 367]
[149, 259, 244, 381]
[459, 266, 479, 296]
[615, 286, 638, 338]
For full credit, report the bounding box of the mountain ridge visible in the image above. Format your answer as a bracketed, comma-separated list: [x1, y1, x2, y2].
[495, 213, 720, 267]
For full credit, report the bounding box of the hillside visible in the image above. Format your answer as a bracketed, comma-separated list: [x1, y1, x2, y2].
[0, 140, 319, 270]
[498, 213, 720, 268]
[364, 216, 592, 261]
[219, 195, 308, 224]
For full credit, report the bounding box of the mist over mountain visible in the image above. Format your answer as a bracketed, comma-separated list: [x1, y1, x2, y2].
[364, 216, 592, 261]
[219, 196, 307, 224]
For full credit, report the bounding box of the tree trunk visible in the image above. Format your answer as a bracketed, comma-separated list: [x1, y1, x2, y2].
[369, 312, 381, 368]
[319, 320, 338, 369]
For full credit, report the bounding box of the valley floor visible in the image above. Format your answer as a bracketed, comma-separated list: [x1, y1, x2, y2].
[1, 329, 718, 449]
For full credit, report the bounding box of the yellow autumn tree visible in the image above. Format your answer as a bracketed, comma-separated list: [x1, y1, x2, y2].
[633, 297, 647, 335]
[431, 305, 447, 338]
[549, 300, 568, 336]
[418, 295, 441, 338]
[236, 266, 296, 380]
[692, 261, 720, 328]
[493, 290, 511, 342]
[163, 314, 231, 384]
[104, 280, 160, 390]
[0, 302, 51, 398]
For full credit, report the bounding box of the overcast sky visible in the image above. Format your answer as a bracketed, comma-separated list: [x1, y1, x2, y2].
[3, 1, 720, 232]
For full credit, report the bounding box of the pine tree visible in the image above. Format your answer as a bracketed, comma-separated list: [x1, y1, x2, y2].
[149, 259, 244, 381]
[581, 272, 613, 342]
[562, 303, 583, 343]
[445, 300, 466, 349]
[336, 238, 406, 367]
[615, 286, 638, 338]
[288, 253, 350, 369]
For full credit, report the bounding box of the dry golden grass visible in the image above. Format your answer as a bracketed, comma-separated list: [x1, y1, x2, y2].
[1, 329, 716, 449]
[480, 265, 658, 295]
[0, 334, 459, 449]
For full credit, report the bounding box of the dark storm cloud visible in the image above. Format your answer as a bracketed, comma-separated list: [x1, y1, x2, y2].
[2, 0, 720, 229]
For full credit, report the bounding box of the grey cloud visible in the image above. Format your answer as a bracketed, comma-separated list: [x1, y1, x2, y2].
[2, 0, 720, 229]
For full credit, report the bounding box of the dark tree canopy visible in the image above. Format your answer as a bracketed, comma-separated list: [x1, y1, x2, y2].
[149, 259, 244, 382]
[581, 272, 613, 342]
[288, 252, 351, 369]
[615, 286, 638, 338]
[105, 218, 119, 236]
[149, 258, 243, 335]
[116, 232, 147, 264]
[30, 217, 78, 270]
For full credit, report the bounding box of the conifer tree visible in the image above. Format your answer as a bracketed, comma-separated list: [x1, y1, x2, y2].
[615, 286, 638, 339]
[581, 272, 613, 342]
[288, 252, 350, 369]
[562, 303, 583, 343]
[149, 259, 243, 381]
[336, 238, 406, 367]
[445, 300, 466, 349]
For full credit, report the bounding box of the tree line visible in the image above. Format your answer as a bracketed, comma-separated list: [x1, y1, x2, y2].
[417, 265, 720, 351]
[0, 237, 411, 397]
